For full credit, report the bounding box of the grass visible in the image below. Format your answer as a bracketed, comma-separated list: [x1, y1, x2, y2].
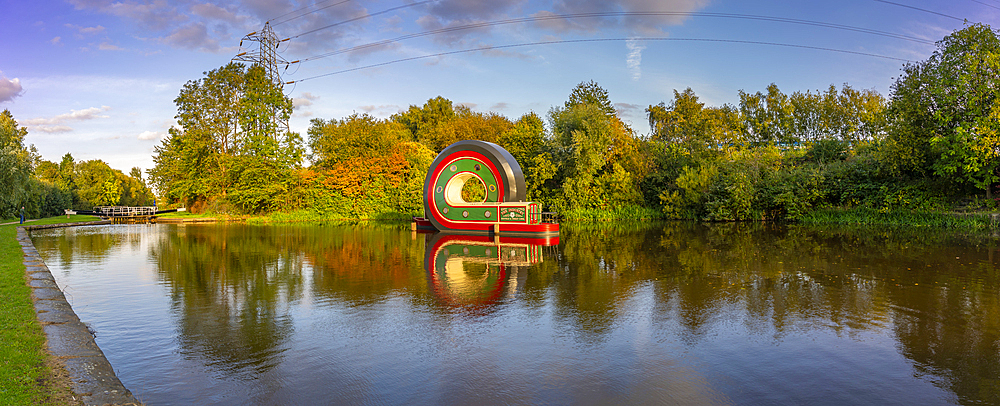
[1, 215, 97, 405]
[244, 209, 419, 224]
[561, 204, 664, 220]
[155, 210, 218, 219]
[800, 207, 998, 228]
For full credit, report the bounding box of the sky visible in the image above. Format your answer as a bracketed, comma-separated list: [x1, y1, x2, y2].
[0, 0, 997, 174]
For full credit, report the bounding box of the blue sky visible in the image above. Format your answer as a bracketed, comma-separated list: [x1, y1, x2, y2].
[0, 0, 995, 173]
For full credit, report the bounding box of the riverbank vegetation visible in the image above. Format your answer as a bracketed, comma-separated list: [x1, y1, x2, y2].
[1, 110, 154, 221]
[0, 215, 98, 405]
[2, 24, 998, 224]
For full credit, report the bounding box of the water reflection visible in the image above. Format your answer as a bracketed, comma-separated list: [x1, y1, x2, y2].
[27, 221, 1000, 405]
[423, 233, 558, 310]
[149, 224, 304, 379]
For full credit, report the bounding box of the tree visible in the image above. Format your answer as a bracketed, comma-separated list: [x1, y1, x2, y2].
[308, 114, 411, 167]
[392, 96, 455, 148]
[565, 80, 616, 116]
[498, 112, 555, 203]
[150, 62, 303, 211]
[73, 160, 121, 207]
[0, 109, 33, 218]
[419, 108, 513, 152]
[739, 84, 795, 147]
[550, 83, 644, 210]
[884, 23, 1000, 197]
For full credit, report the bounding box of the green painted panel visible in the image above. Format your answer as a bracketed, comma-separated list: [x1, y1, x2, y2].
[434, 157, 503, 222]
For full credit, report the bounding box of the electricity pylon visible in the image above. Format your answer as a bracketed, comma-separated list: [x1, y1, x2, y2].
[233, 21, 291, 135]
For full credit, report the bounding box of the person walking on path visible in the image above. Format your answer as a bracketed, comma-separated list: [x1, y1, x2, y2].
[20, 206, 25, 224]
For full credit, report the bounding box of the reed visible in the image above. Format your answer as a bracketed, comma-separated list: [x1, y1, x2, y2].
[800, 208, 995, 229]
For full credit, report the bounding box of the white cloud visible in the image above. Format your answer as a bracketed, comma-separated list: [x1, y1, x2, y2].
[66, 24, 106, 35]
[22, 106, 112, 133]
[615, 102, 642, 117]
[293, 92, 319, 109]
[51, 36, 62, 45]
[626, 38, 645, 80]
[99, 42, 125, 51]
[359, 104, 402, 115]
[163, 22, 221, 52]
[535, 0, 710, 35]
[191, 3, 244, 24]
[137, 130, 164, 140]
[0, 74, 24, 103]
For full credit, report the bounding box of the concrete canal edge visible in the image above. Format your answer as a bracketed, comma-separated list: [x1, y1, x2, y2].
[18, 221, 143, 406]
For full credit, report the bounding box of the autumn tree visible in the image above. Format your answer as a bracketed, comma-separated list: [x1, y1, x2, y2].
[308, 114, 411, 167]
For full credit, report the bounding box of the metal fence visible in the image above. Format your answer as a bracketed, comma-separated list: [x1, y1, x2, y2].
[93, 206, 157, 217]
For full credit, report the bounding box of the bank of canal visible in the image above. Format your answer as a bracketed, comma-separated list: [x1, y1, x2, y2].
[24, 221, 1000, 405]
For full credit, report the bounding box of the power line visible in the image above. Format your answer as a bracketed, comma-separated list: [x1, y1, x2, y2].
[967, 0, 1000, 11]
[286, 37, 914, 84]
[269, 0, 345, 24]
[872, 0, 966, 21]
[288, 1, 433, 39]
[271, 0, 353, 26]
[233, 22, 290, 87]
[291, 11, 935, 64]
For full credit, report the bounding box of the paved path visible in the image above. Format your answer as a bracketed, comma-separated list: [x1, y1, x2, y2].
[18, 223, 142, 405]
[1, 219, 37, 226]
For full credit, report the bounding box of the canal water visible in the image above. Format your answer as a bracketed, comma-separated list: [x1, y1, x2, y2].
[29, 222, 1000, 405]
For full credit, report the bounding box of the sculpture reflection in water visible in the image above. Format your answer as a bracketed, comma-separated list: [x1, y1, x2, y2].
[423, 232, 558, 310]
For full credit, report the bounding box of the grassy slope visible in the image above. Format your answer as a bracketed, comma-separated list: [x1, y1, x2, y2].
[0, 215, 97, 405]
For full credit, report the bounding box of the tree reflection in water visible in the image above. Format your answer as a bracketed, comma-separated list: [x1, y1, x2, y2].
[149, 224, 303, 380]
[32, 220, 1000, 404]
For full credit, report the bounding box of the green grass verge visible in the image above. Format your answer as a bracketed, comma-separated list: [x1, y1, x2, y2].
[560, 204, 664, 220]
[154, 211, 217, 219]
[244, 209, 420, 224]
[800, 207, 998, 228]
[0, 215, 97, 405]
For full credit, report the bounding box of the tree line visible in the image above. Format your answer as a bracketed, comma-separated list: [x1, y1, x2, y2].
[0, 111, 154, 220]
[5, 23, 996, 222]
[147, 23, 997, 220]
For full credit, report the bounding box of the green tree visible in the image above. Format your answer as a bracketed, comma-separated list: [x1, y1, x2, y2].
[150, 63, 303, 212]
[121, 167, 155, 206]
[883, 23, 1000, 198]
[647, 88, 743, 154]
[74, 160, 122, 207]
[739, 84, 795, 147]
[498, 112, 556, 204]
[648, 88, 710, 146]
[0, 109, 33, 218]
[550, 83, 644, 210]
[565, 80, 616, 116]
[393, 96, 455, 148]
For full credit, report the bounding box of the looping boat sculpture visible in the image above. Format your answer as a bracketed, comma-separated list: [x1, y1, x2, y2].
[413, 140, 559, 236]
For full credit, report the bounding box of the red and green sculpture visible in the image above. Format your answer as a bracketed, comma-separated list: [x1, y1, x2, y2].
[414, 140, 559, 236]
